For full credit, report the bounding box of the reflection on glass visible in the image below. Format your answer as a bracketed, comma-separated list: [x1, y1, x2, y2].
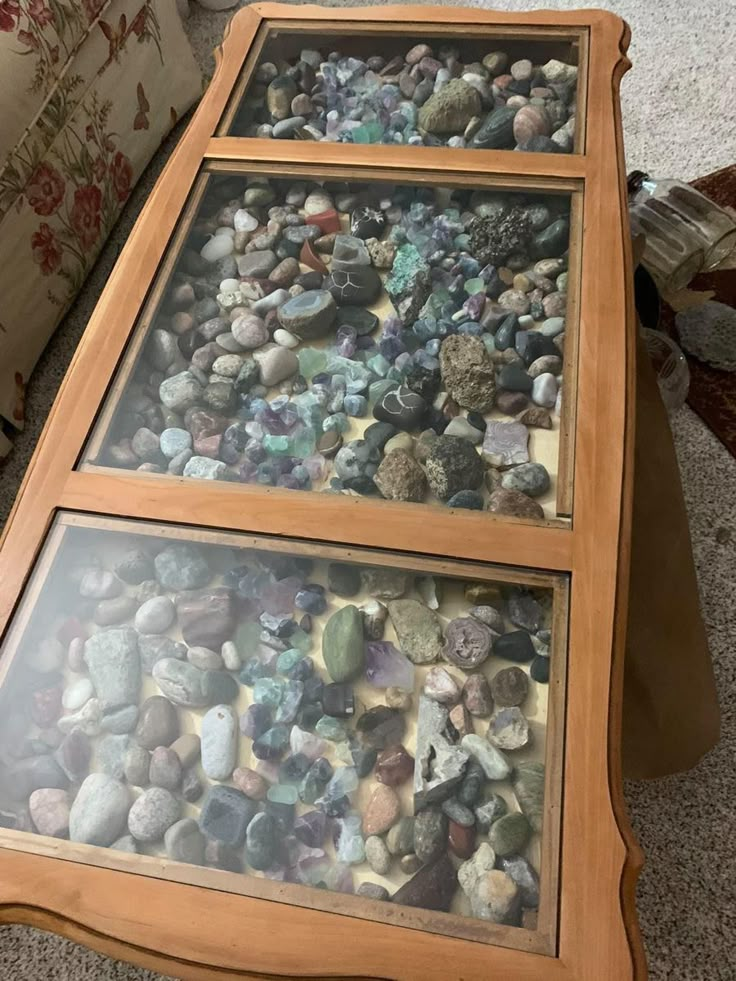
[229, 34, 579, 152]
[90, 173, 572, 521]
[0, 520, 558, 937]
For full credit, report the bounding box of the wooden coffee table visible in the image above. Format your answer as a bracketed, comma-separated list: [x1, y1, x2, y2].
[0, 5, 644, 978]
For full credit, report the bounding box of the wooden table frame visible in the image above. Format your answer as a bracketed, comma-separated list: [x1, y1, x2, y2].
[0, 5, 644, 979]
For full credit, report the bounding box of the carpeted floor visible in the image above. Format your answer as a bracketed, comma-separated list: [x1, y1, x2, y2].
[1, 2, 735, 978]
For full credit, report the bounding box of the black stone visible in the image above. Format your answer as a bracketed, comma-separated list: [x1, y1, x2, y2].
[351, 743, 378, 778]
[494, 313, 520, 351]
[356, 705, 406, 749]
[280, 753, 311, 782]
[446, 490, 484, 510]
[457, 759, 485, 807]
[325, 267, 382, 306]
[199, 786, 258, 847]
[350, 206, 387, 240]
[373, 384, 427, 431]
[302, 675, 324, 704]
[297, 704, 323, 729]
[499, 854, 540, 908]
[294, 270, 324, 290]
[530, 217, 570, 259]
[530, 655, 550, 683]
[466, 411, 487, 432]
[414, 807, 448, 864]
[515, 331, 560, 366]
[498, 363, 533, 393]
[518, 135, 564, 154]
[364, 422, 397, 449]
[493, 631, 536, 664]
[404, 358, 442, 401]
[391, 853, 457, 912]
[321, 683, 355, 718]
[245, 812, 278, 870]
[266, 797, 296, 834]
[327, 562, 361, 597]
[470, 107, 517, 150]
[336, 307, 379, 336]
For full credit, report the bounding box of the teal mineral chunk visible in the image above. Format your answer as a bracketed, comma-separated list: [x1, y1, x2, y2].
[267, 783, 299, 805]
[297, 347, 327, 379]
[253, 677, 285, 708]
[353, 121, 384, 144]
[315, 715, 349, 742]
[335, 814, 365, 863]
[464, 277, 486, 295]
[276, 648, 305, 674]
[322, 605, 365, 682]
[367, 354, 391, 378]
[289, 626, 312, 654]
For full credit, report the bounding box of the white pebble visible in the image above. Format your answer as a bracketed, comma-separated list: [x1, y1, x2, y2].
[518, 314, 535, 330]
[221, 641, 242, 671]
[63, 678, 95, 712]
[219, 278, 240, 293]
[532, 372, 558, 408]
[200, 235, 234, 263]
[211, 354, 243, 378]
[234, 208, 258, 232]
[540, 317, 565, 337]
[214, 226, 235, 238]
[273, 328, 300, 349]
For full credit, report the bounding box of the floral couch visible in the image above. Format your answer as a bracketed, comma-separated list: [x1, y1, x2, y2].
[0, 0, 201, 457]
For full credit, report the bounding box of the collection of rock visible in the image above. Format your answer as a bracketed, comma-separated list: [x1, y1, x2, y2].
[233, 42, 578, 152]
[103, 176, 568, 521]
[0, 534, 552, 928]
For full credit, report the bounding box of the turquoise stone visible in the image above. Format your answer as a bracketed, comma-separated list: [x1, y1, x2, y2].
[253, 677, 284, 708]
[353, 121, 384, 144]
[322, 413, 350, 433]
[367, 354, 391, 377]
[482, 333, 496, 354]
[315, 715, 348, 742]
[297, 347, 327, 378]
[386, 366, 404, 383]
[454, 233, 471, 250]
[263, 434, 290, 455]
[289, 627, 312, 654]
[276, 648, 304, 673]
[267, 783, 299, 806]
[386, 244, 428, 298]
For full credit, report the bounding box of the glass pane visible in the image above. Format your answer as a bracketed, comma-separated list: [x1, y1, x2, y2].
[0, 516, 565, 949]
[224, 28, 581, 153]
[86, 167, 576, 523]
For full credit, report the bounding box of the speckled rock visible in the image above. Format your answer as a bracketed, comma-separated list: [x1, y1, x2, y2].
[69, 773, 130, 846]
[128, 787, 180, 842]
[387, 599, 443, 664]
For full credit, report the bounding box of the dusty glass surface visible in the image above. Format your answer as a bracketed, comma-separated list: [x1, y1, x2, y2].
[0, 516, 563, 943]
[86, 169, 574, 522]
[225, 29, 581, 153]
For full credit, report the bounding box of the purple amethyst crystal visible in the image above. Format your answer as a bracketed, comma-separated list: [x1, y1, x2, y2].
[294, 809, 327, 848]
[365, 641, 415, 690]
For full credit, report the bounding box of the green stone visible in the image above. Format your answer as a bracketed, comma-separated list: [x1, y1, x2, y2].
[419, 288, 452, 320]
[297, 347, 328, 379]
[386, 244, 429, 299]
[464, 277, 486, 295]
[263, 435, 290, 455]
[353, 121, 384, 144]
[254, 677, 284, 708]
[234, 622, 262, 658]
[454, 233, 471, 251]
[276, 648, 305, 673]
[482, 333, 496, 354]
[315, 715, 349, 742]
[289, 627, 312, 654]
[512, 762, 545, 833]
[322, 604, 364, 682]
[369, 379, 395, 404]
[488, 812, 531, 857]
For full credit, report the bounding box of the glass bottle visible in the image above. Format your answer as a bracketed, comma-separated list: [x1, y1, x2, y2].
[628, 171, 736, 292]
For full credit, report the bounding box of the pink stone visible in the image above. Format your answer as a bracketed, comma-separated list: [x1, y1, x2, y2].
[29, 788, 70, 838]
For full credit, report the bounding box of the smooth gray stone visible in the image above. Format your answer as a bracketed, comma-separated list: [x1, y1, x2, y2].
[201, 704, 239, 780]
[83, 627, 140, 711]
[69, 773, 130, 846]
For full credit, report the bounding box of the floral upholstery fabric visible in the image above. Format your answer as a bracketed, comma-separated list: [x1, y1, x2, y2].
[0, 0, 201, 446]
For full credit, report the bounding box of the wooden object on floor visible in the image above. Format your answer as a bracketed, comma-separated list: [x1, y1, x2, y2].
[0, 5, 647, 980]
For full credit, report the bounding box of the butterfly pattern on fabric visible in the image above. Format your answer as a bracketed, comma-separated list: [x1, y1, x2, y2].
[134, 82, 150, 131]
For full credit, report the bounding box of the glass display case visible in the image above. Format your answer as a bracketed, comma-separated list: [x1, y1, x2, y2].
[219, 26, 586, 154]
[83, 166, 581, 523]
[0, 513, 566, 952]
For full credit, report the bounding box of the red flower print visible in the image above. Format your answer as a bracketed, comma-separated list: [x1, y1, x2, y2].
[18, 29, 39, 48]
[83, 0, 104, 22]
[31, 223, 62, 276]
[70, 185, 102, 251]
[27, 163, 65, 216]
[0, 0, 20, 32]
[92, 155, 106, 182]
[131, 6, 145, 36]
[110, 151, 133, 202]
[28, 0, 53, 26]
[85, 123, 95, 141]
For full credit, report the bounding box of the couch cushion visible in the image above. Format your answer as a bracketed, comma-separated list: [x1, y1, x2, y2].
[0, 0, 201, 432]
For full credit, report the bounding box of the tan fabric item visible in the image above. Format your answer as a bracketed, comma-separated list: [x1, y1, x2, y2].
[622, 335, 720, 779]
[0, 0, 201, 445]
